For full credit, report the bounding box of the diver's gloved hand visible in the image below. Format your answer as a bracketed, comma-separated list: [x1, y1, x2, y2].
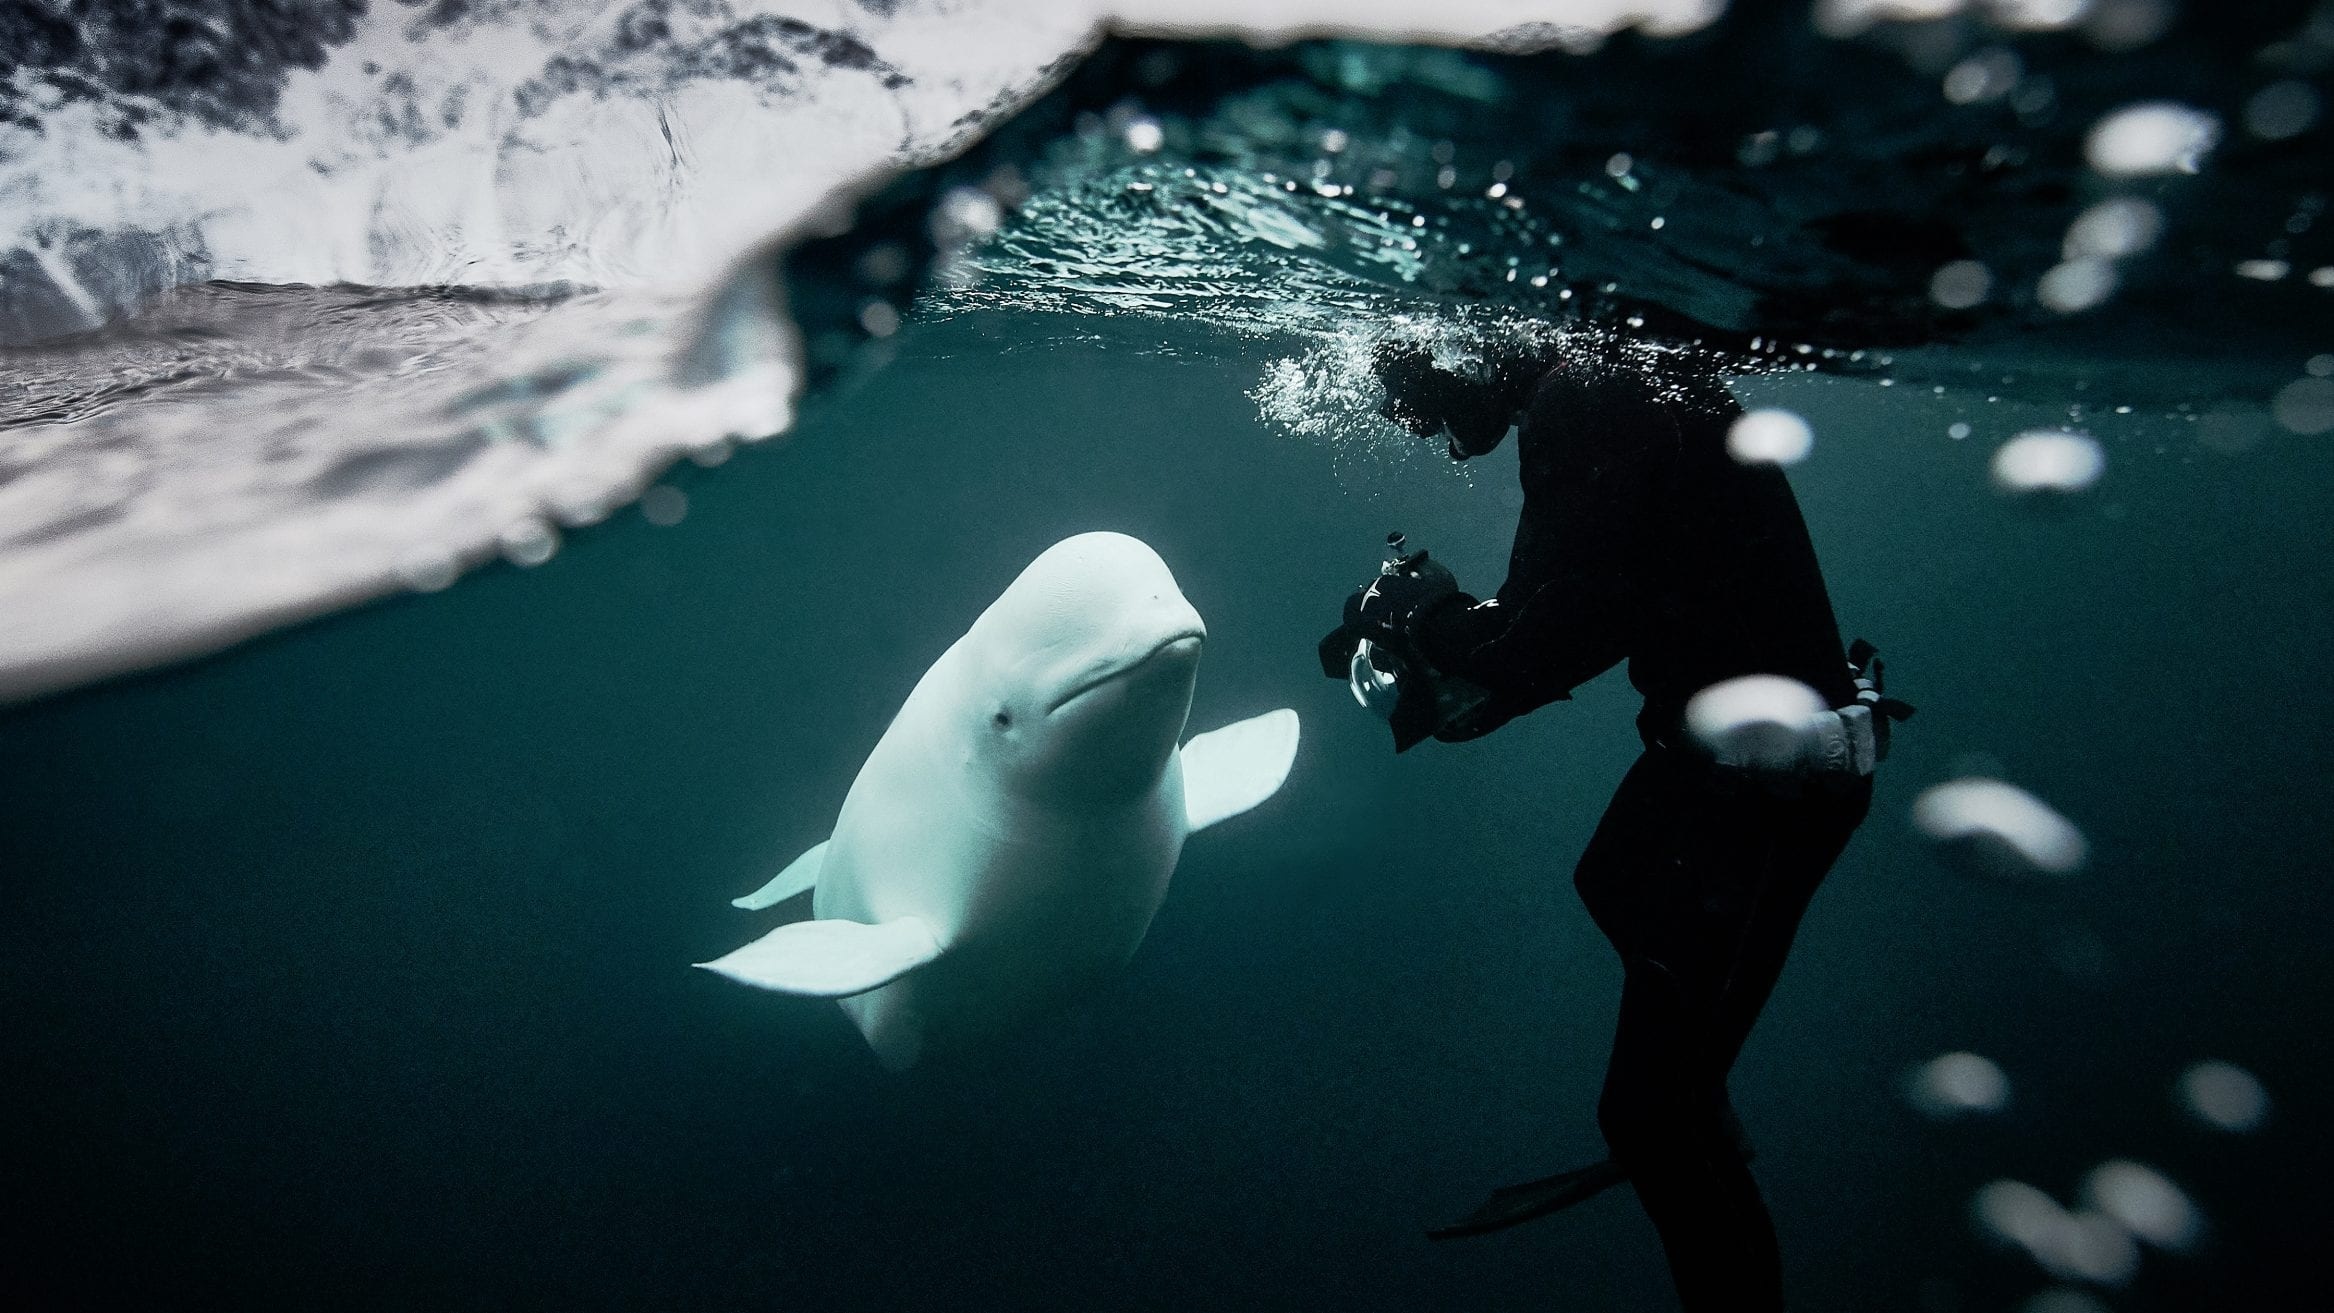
[1425, 681, 1516, 744]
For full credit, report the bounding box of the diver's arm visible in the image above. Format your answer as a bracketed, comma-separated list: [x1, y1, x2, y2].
[1413, 373, 1672, 716]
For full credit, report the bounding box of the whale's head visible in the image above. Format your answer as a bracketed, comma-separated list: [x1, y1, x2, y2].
[962, 532, 1206, 803]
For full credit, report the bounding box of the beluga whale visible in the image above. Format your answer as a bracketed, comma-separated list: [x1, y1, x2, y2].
[697, 531, 1300, 1070]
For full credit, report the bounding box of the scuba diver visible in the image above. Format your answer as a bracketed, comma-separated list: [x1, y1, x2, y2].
[1318, 337, 1909, 1313]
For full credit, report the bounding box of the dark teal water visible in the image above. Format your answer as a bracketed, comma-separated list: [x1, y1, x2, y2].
[5, 307, 2328, 1309]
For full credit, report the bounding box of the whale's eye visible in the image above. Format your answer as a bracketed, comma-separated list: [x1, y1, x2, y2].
[993, 709, 1012, 729]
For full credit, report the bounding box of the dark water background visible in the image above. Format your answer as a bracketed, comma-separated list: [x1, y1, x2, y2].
[5, 308, 2329, 1309]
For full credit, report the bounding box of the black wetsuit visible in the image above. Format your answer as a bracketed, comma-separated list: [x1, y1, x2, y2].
[1416, 360, 1871, 1313]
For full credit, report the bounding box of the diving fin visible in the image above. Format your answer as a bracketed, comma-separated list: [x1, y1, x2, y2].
[1429, 1117, 1759, 1240]
[1181, 709, 1301, 832]
[731, 839, 829, 910]
[1426, 1159, 1629, 1241]
[694, 916, 940, 997]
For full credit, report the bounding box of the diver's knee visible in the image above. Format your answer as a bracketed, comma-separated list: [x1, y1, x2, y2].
[1596, 1082, 1663, 1159]
[1598, 1079, 1731, 1164]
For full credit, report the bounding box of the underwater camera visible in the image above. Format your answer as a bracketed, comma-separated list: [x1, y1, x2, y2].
[1318, 531, 1496, 752]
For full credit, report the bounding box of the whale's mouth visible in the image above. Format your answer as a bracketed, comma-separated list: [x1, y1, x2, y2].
[1045, 629, 1206, 716]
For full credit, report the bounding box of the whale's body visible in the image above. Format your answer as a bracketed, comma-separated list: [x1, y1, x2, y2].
[699, 532, 1298, 1069]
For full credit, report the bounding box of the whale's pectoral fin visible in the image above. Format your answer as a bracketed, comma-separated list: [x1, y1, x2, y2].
[731, 839, 829, 910]
[694, 916, 941, 997]
[1181, 708, 1301, 832]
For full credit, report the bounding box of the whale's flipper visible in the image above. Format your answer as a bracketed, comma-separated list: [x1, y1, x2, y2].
[694, 917, 940, 997]
[1181, 708, 1301, 832]
[731, 840, 830, 910]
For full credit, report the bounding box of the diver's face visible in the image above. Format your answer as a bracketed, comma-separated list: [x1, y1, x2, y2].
[1375, 355, 1511, 461]
[1378, 379, 1472, 461]
[1380, 391, 1501, 460]
[1443, 419, 1506, 461]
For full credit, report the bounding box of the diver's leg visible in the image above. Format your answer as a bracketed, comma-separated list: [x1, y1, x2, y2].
[1571, 750, 1676, 958]
[1579, 753, 1786, 1313]
[1710, 780, 1871, 1073]
[1427, 754, 1677, 1242]
[1598, 954, 1783, 1313]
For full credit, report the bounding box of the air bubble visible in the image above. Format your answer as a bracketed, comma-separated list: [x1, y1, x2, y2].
[2081, 0, 2174, 50]
[1913, 777, 2089, 878]
[640, 485, 689, 527]
[550, 495, 611, 528]
[1123, 117, 1164, 154]
[2049, 1211, 2141, 1286]
[2178, 1060, 2269, 1131]
[855, 243, 910, 287]
[2081, 1160, 2202, 1252]
[859, 300, 901, 337]
[1990, 0, 2093, 30]
[1906, 1051, 2011, 1117]
[2271, 377, 2334, 434]
[1973, 1179, 2067, 1254]
[2023, 1290, 2111, 1313]
[2244, 80, 2321, 141]
[2038, 259, 2118, 313]
[1993, 430, 2105, 494]
[1944, 48, 2022, 105]
[931, 187, 1004, 246]
[1813, 0, 1964, 38]
[2085, 102, 2220, 176]
[2063, 198, 2163, 260]
[1726, 408, 1814, 465]
[499, 518, 558, 567]
[1930, 259, 1993, 308]
[1974, 1181, 2139, 1286]
[1684, 675, 1829, 773]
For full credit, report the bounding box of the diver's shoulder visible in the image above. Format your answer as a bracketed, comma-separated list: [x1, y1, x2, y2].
[1520, 356, 1737, 460]
[1527, 351, 1735, 414]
